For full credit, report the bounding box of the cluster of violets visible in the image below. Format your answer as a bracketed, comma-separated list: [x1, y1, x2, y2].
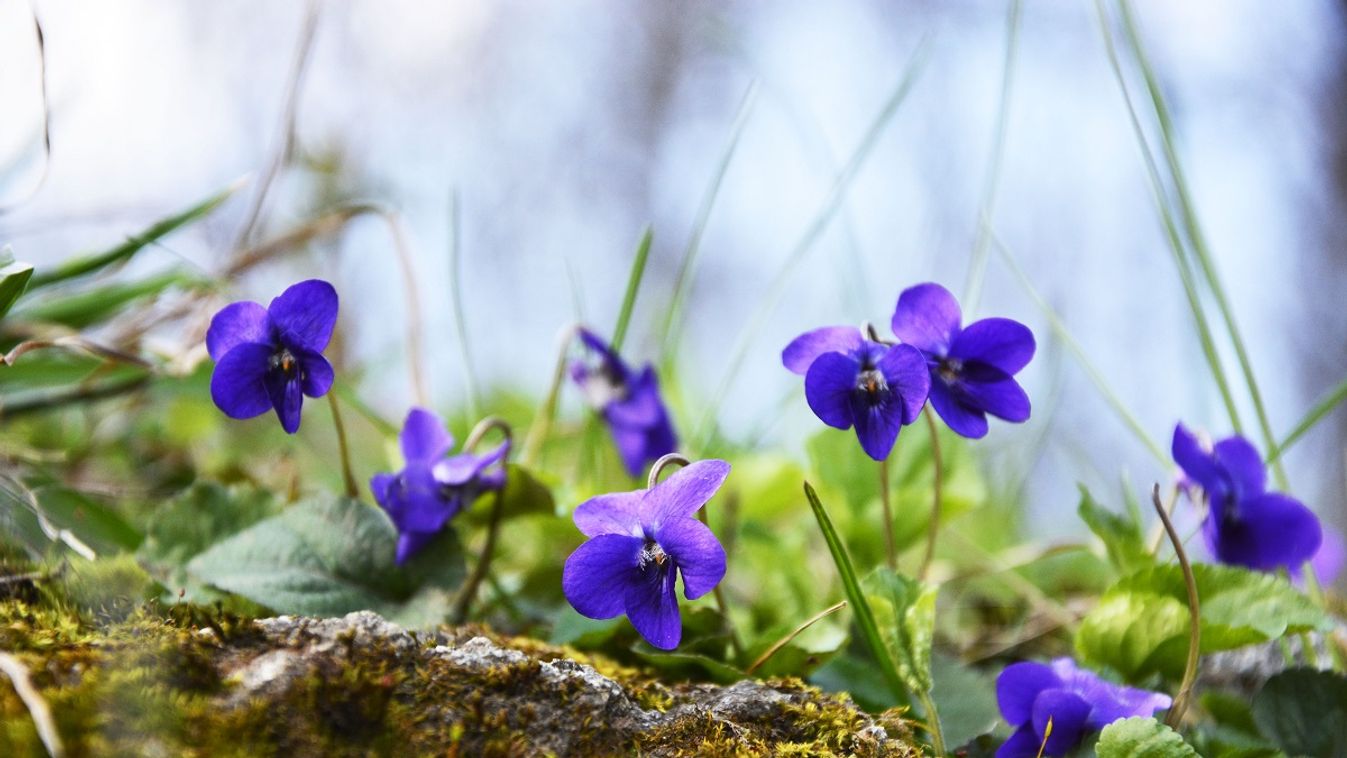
[208, 279, 1338, 756]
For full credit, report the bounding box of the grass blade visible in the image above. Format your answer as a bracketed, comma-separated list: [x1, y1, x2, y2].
[16, 271, 200, 329]
[962, 0, 1023, 315]
[993, 232, 1167, 463]
[803, 480, 909, 704]
[610, 227, 653, 353]
[659, 82, 758, 369]
[1114, 0, 1286, 489]
[1269, 376, 1347, 463]
[448, 190, 480, 419]
[695, 41, 931, 447]
[1092, 0, 1245, 436]
[27, 183, 239, 289]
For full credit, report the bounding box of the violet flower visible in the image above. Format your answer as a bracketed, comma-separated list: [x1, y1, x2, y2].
[995, 658, 1171, 757]
[370, 407, 508, 565]
[782, 327, 929, 460]
[1172, 423, 1322, 573]
[562, 459, 729, 649]
[207, 279, 338, 434]
[570, 327, 677, 477]
[891, 282, 1035, 439]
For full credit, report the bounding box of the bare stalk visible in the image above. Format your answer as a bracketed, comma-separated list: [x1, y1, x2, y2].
[1152, 483, 1200, 728]
[451, 417, 514, 623]
[918, 408, 943, 580]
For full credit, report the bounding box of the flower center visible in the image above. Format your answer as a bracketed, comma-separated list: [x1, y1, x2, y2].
[855, 369, 888, 397]
[638, 539, 668, 570]
[937, 357, 963, 385]
[269, 348, 302, 380]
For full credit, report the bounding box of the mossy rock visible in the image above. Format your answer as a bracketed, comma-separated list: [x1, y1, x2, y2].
[0, 600, 921, 757]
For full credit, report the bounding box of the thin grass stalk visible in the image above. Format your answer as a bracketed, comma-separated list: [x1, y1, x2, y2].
[1114, 0, 1286, 490]
[694, 41, 931, 448]
[611, 227, 653, 354]
[448, 190, 481, 419]
[917, 409, 943, 581]
[1270, 376, 1347, 462]
[746, 600, 846, 676]
[1092, 0, 1244, 434]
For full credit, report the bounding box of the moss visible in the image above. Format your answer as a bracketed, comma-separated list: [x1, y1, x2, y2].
[0, 597, 918, 757]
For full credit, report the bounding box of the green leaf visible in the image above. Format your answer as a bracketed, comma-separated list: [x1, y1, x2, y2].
[26, 184, 236, 289]
[1077, 563, 1330, 681]
[548, 606, 622, 648]
[463, 464, 555, 526]
[1252, 668, 1347, 758]
[803, 481, 909, 704]
[929, 653, 1001, 750]
[1096, 717, 1199, 758]
[741, 614, 847, 679]
[1078, 485, 1153, 575]
[0, 249, 34, 321]
[137, 482, 277, 600]
[185, 495, 465, 627]
[16, 270, 201, 329]
[862, 567, 937, 694]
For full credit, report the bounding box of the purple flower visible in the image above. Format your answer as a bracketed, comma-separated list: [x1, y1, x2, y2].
[207, 279, 339, 434]
[995, 658, 1171, 757]
[561, 459, 729, 650]
[370, 407, 508, 564]
[570, 327, 677, 477]
[782, 326, 929, 460]
[1172, 423, 1322, 572]
[891, 283, 1034, 439]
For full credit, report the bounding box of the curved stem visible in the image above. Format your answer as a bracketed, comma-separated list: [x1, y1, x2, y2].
[327, 391, 358, 498]
[451, 417, 514, 623]
[1152, 484, 1199, 729]
[519, 324, 580, 468]
[879, 457, 897, 571]
[746, 600, 845, 676]
[918, 408, 943, 581]
[647, 452, 691, 489]
[916, 688, 947, 757]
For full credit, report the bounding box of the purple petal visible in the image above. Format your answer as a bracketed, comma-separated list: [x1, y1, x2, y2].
[641, 459, 731, 530]
[400, 407, 454, 463]
[605, 367, 665, 428]
[804, 351, 860, 430]
[206, 301, 271, 361]
[928, 381, 989, 439]
[1172, 424, 1223, 496]
[1213, 435, 1266, 500]
[1085, 685, 1173, 728]
[610, 423, 655, 478]
[950, 317, 1035, 375]
[395, 531, 438, 565]
[298, 349, 334, 398]
[209, 342, 273, 420]
[1212, 492, 1323, 571]
[435, 442, 507, 487]
[995, 725, 1044, 758]
[264, 370, 305, 434]
[960, 373, 1031, 423]
[562, 534, 643, 619]
[573, 491, 645, 538]
[382, 465, 455, 533]
[1305, 529, 1346, 586]
[370, 473, 395, 507]
[891, 282, 962, 355]
[877, 344, 932, 424]
[576, 327, 630, 381]
[624, 565, 681, 649]
[782, 326, 865, 375]
[997, 661, 1061, 726]
[1030, 689, 1091, 756]
[849, 394, 904, 461]
[268, 279, 338, 352]
[655, 517, 726, 600]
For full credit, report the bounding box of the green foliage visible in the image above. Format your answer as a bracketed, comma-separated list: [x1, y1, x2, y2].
[863, 568, 936, 694]
[15, 270, 201, 329]
[1251, 668, 1347, 758]
[186, 494, 465, 627]
[0, 248, 34, 320]
[1096, 717, 1199, 758]
[1077, 485, 1152, 575]
[1077, 563, 1330, 681]
[928, 653, 1000, 750]
[463, 464, 555, 526]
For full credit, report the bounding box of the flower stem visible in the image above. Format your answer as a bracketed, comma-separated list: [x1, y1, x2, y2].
[746, 600, 845, 676]
[520, 324, 579, 468]
[918, 408, 943, 581]
[916, 688, 947, 758]
[452, 417, 513, 624]
[1152, 484, 1199, 729]
[327, 391, 358, 499]
[879, 458, 897, 571]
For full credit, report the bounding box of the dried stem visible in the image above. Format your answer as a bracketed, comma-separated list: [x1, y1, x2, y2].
[918, 408, 943, 580]
[0, 7, 51, 215]
[0, 651, 63, 757]
[879, 458, 897, 570]
[451, 417, 514, 623]
[1152, 483, 1200, 729]
[326, 391, 358, 498]
[746, 600, 845, 676]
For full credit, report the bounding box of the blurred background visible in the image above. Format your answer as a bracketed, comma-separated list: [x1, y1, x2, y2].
[2, 0, 1344, 545]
